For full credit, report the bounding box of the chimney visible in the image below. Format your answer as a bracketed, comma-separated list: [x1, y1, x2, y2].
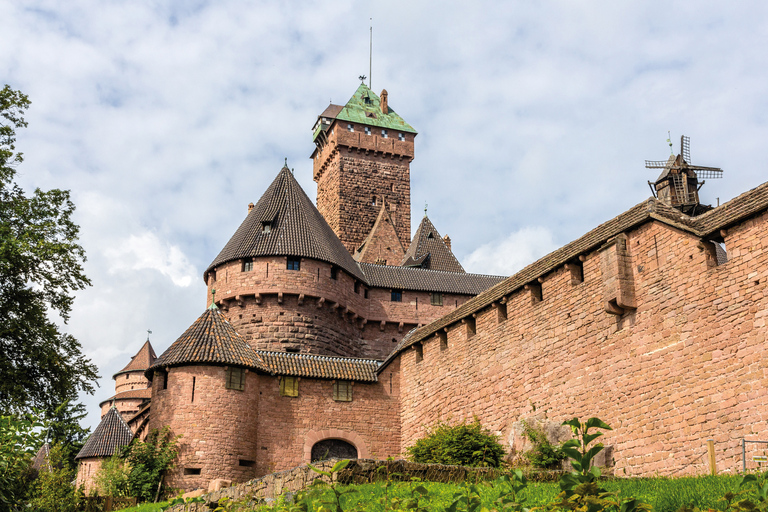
[443, 235, 451, 250]
[247, 202, 254, 213]
[380, 89, 388, 115]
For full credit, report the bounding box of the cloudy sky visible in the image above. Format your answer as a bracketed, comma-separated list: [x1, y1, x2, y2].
[2, 1, 767, 431]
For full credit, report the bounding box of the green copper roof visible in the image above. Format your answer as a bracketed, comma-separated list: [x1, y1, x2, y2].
[336, 84, 417, 134]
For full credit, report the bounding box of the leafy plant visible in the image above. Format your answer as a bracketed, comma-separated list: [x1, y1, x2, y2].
[493, 470, 530, 512]
[407, 418, 507, 468]
[93, 452, 131, 497]
[121, 426, 180, 502]
[521, 420, 566, 470]
[0, 412, 46, 511]
[307, 459, 357, 512]
[28, 443, 82, 512]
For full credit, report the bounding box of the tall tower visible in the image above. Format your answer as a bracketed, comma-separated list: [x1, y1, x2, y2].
[311, 84, 417, 254]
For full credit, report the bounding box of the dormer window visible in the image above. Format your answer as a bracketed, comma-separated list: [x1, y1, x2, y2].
[364, 126, 371, 135]
[398, 133, 405, 141]
[261, 221, 272, 234]
[427, 232, 434, 239]
[347, 123, 354, 132]
[381, 129, 388, 138]
[366, 112, 376, 119]
[364, 96, 372, 105]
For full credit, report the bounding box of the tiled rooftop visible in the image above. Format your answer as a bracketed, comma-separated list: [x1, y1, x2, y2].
[379, 182, 768, 368]
[113, 339, 156, 378]
[256, 351, 380, 382]
[75, 407, 133, 459]
[402, 215, 465, 273]
[360, 263, 504, 295]
[99, 388, 152, 408]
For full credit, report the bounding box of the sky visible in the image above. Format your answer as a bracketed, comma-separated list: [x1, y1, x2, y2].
[2, 1, 767, 432]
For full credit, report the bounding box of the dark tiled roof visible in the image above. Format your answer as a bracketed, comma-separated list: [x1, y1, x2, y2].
[401, 215, 464, 272]
[76, 407, 133, 459]
[32, 443, 50, 472]
[148, 306, 270, 373]
[114, 340, 157, 378]
[380, 183, 768, 368]
[206, 166, 365, 281]
[99, 388, 152, 408]
[319, 104, 343, 119]
[360, 263, 505, 295]
[256, 351, 380, 382]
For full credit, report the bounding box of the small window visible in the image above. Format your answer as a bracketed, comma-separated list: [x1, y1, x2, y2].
[330, 266, 338, 280]
[372, 195, 377, 206]
[156, 370, 168, 390]
[239, 459, 256, 467]
[381, 129, 388, 138]
[242, 260, 253, 272]
[414, 343, 423, 363]
[262, 222, 271, 234]
[567, 261, 583, 284]
[184, 467, 202, 476]
[347, 123, 354, 132]
[364, 289, 369, 299]
[430, 293, 443, 306]
[287, 257, 301, 271]
[364, 126, 371, 135]
[398, 132, 405, 141]
[391, 290, 402, 302]
[354, 281, 360, 294]
[280, 376, 299, 397]
[333, 381, 352, 402]
[226, 367, 245, 391]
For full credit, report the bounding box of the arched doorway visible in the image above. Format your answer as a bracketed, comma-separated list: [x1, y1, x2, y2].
[311, 439, 358, 462]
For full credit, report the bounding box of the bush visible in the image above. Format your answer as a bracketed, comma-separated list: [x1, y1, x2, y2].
[93, 453, 130, 497]
[121, 427, 179, 502]
[407, 418, 506, 467]
[29, 444, 81, 512]
[521, 420, 566, 469]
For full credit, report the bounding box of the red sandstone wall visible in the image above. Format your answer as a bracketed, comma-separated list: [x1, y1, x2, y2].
[149, 366, 261, 491]
[209, 257, 472, 359]
[100, 397, 147, 419]
[254, 359, 401, 476]
[114, 371, 150, 394]
[397, 213, 768, 476]
[75, 458, 102, 494]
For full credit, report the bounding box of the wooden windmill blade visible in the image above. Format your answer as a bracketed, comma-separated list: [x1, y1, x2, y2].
[681, 135, 691, 163]
[689, 165, 724, 179]
[645, 160, 670, 169]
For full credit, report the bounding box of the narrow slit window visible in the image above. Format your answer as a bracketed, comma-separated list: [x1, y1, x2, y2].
[191, 376, 196, 403]
[333, 380, 353, 402]
[330, 266, 338, 280]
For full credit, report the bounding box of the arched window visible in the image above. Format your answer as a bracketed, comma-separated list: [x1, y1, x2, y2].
[311, 439, 357, 462]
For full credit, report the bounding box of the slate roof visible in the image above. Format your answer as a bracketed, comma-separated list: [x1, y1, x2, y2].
[206, 165, 365, 281]
[76, 407, 133, 459]
[360, 263, 504, 295]
[256, 351, 380, 382]
[334, 84, 417, 134]
[99, 388, 152, 408]
[113, 340, 157, 378]
[402, 215, 465, 272]
[147, 305, 270, 373]
[379, 181, 768, 369]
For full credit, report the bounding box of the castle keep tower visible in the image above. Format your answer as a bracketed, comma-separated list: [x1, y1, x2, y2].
[311, 84, 417, 254]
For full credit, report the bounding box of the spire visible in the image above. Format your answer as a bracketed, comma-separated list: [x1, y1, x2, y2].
[401, 215, 465, 273]
[75, 407, 133, 460]
[113, 338, 158, 379]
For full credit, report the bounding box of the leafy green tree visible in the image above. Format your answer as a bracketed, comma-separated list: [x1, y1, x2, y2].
[0, 84, 98, 416]
[47, 400, 91, 470]
[121, 427, 180, 502]
[93, 453, 131, 498]
[407, 418, 507, 468]
[28, 443, 81, 512]
[0, 412, 46, 511]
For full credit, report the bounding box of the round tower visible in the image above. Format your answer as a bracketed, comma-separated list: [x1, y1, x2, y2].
[99, 338, 156, 419]
[147, 304, 264, 491]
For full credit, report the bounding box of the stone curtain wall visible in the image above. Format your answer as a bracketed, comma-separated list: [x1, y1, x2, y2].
[398, 212, 768, 476]
[209, 257, 474, 360]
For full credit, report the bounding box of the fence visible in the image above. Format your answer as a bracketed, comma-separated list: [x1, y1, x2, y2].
[742, 439, 768, 472]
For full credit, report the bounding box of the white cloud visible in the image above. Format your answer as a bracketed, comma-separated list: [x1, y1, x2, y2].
[104, 233, 197, 287]
[463, 227, 559, 277]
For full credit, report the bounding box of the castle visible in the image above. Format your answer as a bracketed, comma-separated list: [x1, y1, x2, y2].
[76, 82, 768, 492]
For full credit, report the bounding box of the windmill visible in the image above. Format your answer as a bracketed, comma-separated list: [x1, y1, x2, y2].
[645, 135, 723, 215]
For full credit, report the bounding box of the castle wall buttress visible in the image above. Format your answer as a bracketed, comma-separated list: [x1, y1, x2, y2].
[396, 211, 768, 477]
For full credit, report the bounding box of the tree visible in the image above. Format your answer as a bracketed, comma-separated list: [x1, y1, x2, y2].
[0, 84, 98, 416]
[0, 412, 46, 510]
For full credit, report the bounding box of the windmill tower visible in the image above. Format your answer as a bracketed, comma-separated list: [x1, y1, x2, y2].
[645, 135, 723, 215]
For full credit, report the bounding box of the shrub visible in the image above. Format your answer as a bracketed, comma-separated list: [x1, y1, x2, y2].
[29, 443, 81, 512]
[121, 427, 179, 502]
[93, 452, 130, 497]
[407, 418, 506, 468]
[521, 420, 566, 469]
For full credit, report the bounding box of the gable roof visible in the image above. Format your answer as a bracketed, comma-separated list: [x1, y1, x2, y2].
[113, 339, 157, 379]
[334, 84, 417, 134]
[379, 180, 768, 369]
[76, 407, 133, 459]
[354, 203, 406, 264]
[256, 351, 380, 382]
[402, 215, 465, 273]
[147, 305, 270, 373]
[205, 165, 365, 281]
[360, 263, 504, 295]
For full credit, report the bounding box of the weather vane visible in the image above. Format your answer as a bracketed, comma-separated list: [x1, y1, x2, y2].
[667, 131, 673, 156]
[146, 329, 152, 341]
[424, 202, 428, 216]
[359, 75, 367, 83]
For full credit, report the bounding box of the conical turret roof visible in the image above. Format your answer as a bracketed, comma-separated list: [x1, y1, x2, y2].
[148, 305, 269, 373]
[113, 339, 157, 379]
[75, 407, 133, 459]
[402, 215, 464, 273]
[206, 165, 365, 281]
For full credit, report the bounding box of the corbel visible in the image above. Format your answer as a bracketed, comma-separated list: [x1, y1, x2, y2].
[720, 229, 728, 238]
[317, 297, 325, 308]
[380, 320, 386, 332]
[331, 302, 340, 311]
[235, 295, 244, 308]
[297, 294, 304, 306]
[398, 322, 404, 333]
[277, 292, 283, 304]
[254, 293, 262, 305]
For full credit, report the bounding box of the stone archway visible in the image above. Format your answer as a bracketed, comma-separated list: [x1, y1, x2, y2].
[304, 429, 369, 462]
[311, 439, 357, 462]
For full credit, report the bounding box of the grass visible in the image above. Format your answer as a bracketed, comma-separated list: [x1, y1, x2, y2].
[113, 502, 168, 512]
[249, 474, 744, 512]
